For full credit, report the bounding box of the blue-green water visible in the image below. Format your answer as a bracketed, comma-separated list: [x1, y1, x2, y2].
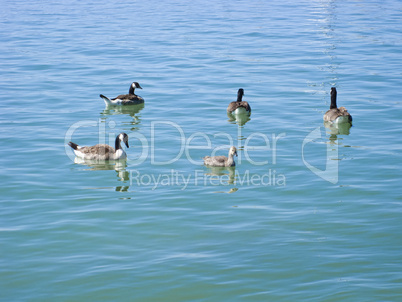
[1, 0, 402, 300]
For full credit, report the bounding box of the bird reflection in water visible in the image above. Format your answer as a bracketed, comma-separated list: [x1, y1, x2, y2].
[73, 157, 130, 191]
[203, 166, 238, 193]
[101, 103, 144, 131]
[324, 121, 352, 144]
[102, 103, 144, 117]
[227, 111, 251, 126]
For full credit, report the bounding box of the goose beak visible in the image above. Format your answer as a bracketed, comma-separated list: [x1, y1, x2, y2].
[125, 140, 129, 148]
[234, 150, 238, 157]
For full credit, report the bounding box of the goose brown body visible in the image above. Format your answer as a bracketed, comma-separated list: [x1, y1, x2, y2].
[68, 133, 129, 160]
[100, 82, 144, 105]
[323, 87, 352, 123]
[227, 89, 251, 114]
[203, 146, 238, 167]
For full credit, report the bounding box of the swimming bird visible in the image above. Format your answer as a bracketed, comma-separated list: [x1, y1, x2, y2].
[323, 87, 352, 123]
[227, 88, 251, 115]
[100, 82, 144, 105]
[203, 146, 238, 167]
[68, 133, 129, 160]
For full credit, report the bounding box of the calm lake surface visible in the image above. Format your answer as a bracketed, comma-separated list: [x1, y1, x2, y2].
[1, 0, 402, 300]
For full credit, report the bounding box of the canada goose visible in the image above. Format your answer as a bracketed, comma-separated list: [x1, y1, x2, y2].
[227, 88, 251, 114]
[100, 82, 144, 105]
[68, 133, 129, 160]
[203, 146, 238, 167]
[323, 87, 352, 123]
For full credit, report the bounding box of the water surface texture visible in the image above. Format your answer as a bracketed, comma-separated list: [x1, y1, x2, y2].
[1, 0, 402, 301]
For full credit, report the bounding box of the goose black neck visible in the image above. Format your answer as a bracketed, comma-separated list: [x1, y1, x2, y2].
[115, 135, 122, 150]
[129, 86, 135, 95]
[330, 88, 337, 109]
[237, 89, 244, 102]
